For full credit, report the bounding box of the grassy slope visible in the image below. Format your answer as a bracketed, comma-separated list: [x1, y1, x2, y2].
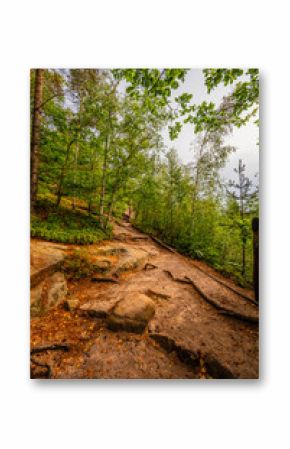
[31, 193, 111, 244]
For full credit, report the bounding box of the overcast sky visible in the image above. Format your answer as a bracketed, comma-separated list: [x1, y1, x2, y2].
[162, 69, 259, 182]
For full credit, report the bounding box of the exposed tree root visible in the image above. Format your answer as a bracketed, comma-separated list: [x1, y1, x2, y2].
[31, 343, 70, 355]
[164, 269, 192, 284]
[150, 236, 177, 253]
[91, 277, 119, 283]
[30, 344, 70, 379]
[164, 269, 258, 324]
[191, 262, 258, 305]
[131, 236, 149, 241]
[144, 263, 158, 270]
[131, 226, 257, 307]
[183, 276, 259, 324]
[30, 356, 51, 378]
[146, 289, 170, 300]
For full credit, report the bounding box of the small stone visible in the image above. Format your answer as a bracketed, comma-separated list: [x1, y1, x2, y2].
[65, 299, 80, 312]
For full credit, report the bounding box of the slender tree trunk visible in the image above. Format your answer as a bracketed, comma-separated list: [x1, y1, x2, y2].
[99, 134, 109, 221]
[31, 69, 44, 211]
[169, 181, 173, 243]
[105, 188, 118, 229]
[191, 136, 206, 219]
[88, 145, 99, 214]
[242, 242, 246, 277]
[252, 217, 259, 302]
[72, 95, 83, 210]
[72, 141, 79, 210]
[56, 139, 74, 208]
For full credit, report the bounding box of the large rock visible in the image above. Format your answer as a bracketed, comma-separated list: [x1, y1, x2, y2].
[30, 240, 67, 287]
[107, 293, 155, 333]
[114, 248, 148, 274]
[94, 245, 149, 275]
[96, 246, 128, 256]
[80, 298, 119, 318]
[30, 272, 67, 317]
[93, 259, 112, 272]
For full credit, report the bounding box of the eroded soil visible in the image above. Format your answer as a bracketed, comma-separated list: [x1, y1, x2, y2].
[30, 222, 259, 379]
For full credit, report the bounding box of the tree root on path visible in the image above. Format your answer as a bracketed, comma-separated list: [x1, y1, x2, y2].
[30, 356, 51, 378]
[150, 236, 177, 253]
[146, 289, 170, 300]
[191, 262, 258, 306]
[30, 344, 70, 379]
[31, 343, 70, 355]
[131, 236, 149, 241]
[144, 263, 158, 270]
[164, 269, 258, 324]
[91, 277, 119, 283]
[183, 276, 259, 324]
[164, 270, 192, 284]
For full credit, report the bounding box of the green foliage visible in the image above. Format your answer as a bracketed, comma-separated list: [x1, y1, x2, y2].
[61, 249, 100, 279]
[132, 148, 258, 286]
[31, 68, 259, 286]
[202, 68, 259, 129]
[31, 194, 110, 244]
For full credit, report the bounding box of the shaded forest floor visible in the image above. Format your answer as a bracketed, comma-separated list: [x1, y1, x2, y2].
[30, 222, 259, 379]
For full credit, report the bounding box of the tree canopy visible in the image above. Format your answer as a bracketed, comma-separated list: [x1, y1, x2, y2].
[30, 68, 259, 284]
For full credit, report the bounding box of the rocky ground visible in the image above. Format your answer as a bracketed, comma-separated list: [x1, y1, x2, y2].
[30, 222, 259, 379]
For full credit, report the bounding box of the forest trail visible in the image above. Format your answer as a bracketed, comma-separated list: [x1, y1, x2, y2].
[31, 221, 259, 379]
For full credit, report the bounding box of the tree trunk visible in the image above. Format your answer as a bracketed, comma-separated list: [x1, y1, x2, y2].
[242, 241, 246, 277]
[72, 94, 84, 210]
[56, 139, 75, 208]
[252, 217, 259, 302]
[88, 145, 99, 214]
[31, 69, 44, 211]
[99, 134, 109, 221]
[105, 189, 117, 230]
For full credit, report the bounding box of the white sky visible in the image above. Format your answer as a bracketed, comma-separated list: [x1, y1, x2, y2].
[162, 69, 259, 182]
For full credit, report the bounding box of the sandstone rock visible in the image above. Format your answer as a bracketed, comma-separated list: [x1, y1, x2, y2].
[96, 246, 128, 256]
[64, 298, 80, 312]
[93, 259, 111, 272]
[30, 241, 66, 288]
[114, 248, 148, 274]
[31, 272, 67, 317]
[107, 293, 155, 333]
[80, 298, 119, 318]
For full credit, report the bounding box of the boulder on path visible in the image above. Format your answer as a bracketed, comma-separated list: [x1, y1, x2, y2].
[114, 248, 148, 274]
[107, 293, 155, 333]
[80, 298, 119, 318]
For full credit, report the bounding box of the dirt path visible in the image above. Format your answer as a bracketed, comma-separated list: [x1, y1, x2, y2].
[31, 222, 259, 379]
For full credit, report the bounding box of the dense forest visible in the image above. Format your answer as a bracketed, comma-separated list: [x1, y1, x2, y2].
[31, 68, 259, 285]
